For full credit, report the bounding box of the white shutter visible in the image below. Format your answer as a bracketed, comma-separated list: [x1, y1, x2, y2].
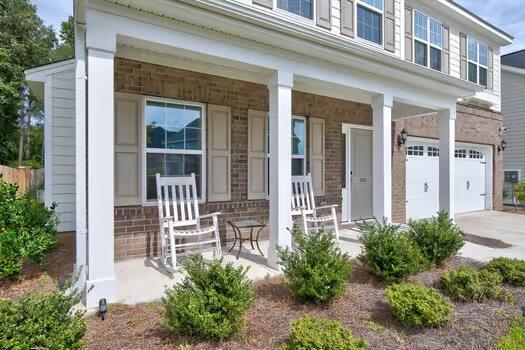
[309, 117, 325, 196]
[115, 93, 140, 206]
[248, 109, 268, 200]
[207, 105, 231, 202]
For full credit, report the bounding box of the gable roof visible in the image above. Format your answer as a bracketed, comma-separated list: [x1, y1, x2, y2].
[502, 50, 525, 69]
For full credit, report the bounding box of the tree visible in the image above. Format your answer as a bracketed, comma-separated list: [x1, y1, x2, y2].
[52, 15, 74, 62]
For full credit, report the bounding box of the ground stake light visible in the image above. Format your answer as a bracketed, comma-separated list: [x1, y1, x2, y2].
[99, 298, 108, 320]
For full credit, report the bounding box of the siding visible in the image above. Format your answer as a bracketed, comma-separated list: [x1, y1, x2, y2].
[449, 29, 461, 79]
[502, 69, 525, 177]
[51, 70, 76, 232]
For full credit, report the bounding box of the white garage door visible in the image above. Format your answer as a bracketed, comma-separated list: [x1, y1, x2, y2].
[406, 141, 487, 220]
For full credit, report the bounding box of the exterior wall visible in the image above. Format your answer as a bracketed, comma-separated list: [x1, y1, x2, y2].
[392, 102, 503, 223]
[113, 58, 372, 259]
[49, 70, 76, 232]
[502, 69, 525, 178]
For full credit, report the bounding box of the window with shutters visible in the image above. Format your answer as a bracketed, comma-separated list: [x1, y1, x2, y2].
[467, 37, 489, 88]
[144, 98, 206, 202]
[413, 10, 442, 71]
[277, 0, 313, 20]
[356, 0, 383, 45]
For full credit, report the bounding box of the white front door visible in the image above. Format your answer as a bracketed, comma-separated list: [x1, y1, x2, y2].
[341, 125, 373, 222]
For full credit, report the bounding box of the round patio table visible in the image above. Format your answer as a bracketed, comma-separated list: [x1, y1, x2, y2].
[227, 220, 266, 259]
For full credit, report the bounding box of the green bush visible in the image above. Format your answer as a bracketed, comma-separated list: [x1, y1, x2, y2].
[277, 230, 352, 304]
[358, 220, 426, 283]
[514, 182, 525, 203]
[386, 283, 453, 328]
[282, 316, 367, 350]
[163, 254, 256, 340]
[0, 175, 57, 279]
[0, 282, 86, 349]
[495, 317, 525, 350]
[408, 210, 464, 266]
[483, 257, 525, 286]
[440, 266, 514, 302]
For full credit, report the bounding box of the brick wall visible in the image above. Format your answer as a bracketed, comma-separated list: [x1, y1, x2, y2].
[113, 58, 372, 259]
[391, 102, 504, 223]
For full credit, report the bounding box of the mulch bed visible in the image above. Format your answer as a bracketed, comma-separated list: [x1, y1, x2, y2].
[85, 257, 525, 350]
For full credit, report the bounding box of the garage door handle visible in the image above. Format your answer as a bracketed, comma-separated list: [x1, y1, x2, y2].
[466, 180, 470, 190]
[424, 182, 428, 192]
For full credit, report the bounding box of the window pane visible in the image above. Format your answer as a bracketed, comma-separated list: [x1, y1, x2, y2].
[146, 153, 165, 200]
[430, 19, 441, 47]
[479, 44, 488, 66]
[361, 0, 382, 10]
[430, 47, 441, 71]
[468, 38, 478, 62]
[145, 101, 166, 148]
[357, 6, 382, 45]
[479, 67, 487, 87]
[414, 40, 427, 66]
[292, 158, 305, 176]
[291, 119, 305, 155]
[164, 103, 202, 150]
[468, 62, 477, 83]
[277, 0, 312, 19]
[414, 11, 428, 41]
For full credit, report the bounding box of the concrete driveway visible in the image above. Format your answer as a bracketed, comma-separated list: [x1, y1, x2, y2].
[456, 211, 525, 262]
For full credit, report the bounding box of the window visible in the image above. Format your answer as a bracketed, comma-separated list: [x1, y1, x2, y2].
[455, 149, 467, 158]
[407, 145, 424, 156]
[413, 10, 442, 71]
[357, 0, 383, 45]
[469, 150, 483, 159]
[145, 100, 205, 201]
[277, 0, 313, 19]
[292, 117, 306, 175]
[428, 146, 439, 157]
[467, 37, 489, 88]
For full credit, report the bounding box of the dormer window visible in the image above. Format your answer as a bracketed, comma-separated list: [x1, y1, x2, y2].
[468, 37, 488, 87]
[277, 0, 313, 20]
[413, 10, 442, 71]
[356, 0, 383, 45]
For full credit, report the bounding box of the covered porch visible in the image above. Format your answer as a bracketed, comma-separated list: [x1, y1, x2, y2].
[76, 3, 479, 307]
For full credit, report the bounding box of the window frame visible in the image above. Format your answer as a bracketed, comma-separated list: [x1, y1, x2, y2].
[142, 96, 207, 205]
[291, 115, 307, 176]
[355, 0, 384, 47]
[274, 0, 316, 22]
[412, 9, 442, 71]
[467, 36, 489, 88]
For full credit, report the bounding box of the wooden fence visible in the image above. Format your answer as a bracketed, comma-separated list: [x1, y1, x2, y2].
[0, 165, 44, 195]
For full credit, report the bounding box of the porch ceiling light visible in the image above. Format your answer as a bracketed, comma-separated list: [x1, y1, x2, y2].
[498, 139, 507, 153]
[398, 128, 408, 146]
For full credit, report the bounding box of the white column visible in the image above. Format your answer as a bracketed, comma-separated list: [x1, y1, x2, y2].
[267, 70, 293, 269]
[372, 94, 393, 222]
[85, 47, 116, 308]
[439, 107, 456, 218]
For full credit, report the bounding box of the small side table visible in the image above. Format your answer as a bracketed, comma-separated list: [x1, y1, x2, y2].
[227, 220, 266, 259]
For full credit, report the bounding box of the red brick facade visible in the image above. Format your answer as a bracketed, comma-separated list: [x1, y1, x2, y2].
[113, 58, 503, 259]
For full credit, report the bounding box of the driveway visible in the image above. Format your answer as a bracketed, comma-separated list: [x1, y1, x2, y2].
[456, 211, 525, 261]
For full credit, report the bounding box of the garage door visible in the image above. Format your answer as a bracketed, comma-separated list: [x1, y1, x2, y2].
[406, 141, 487, 220]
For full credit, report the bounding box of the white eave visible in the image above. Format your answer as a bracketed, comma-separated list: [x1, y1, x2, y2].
[25, 59, 76, 82]
[502, 65, 525, 76]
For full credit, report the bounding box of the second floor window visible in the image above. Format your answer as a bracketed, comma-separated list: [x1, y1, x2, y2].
[468, 37, 488, 88]
[277, 0, 313, 20]
[414, 10, 442, 71]
[357, 0, 383, 45]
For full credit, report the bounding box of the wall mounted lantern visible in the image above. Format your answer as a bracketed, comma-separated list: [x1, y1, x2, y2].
[398, 128, 408, 146]
[498, 139, 507, 153]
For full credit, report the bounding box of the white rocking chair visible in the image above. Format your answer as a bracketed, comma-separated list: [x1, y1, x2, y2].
[156, 173, 222, 270]
[291, 173, 339, 241]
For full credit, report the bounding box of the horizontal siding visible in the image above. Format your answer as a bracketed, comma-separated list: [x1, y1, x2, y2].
[502, 70, 525, 176]
[51, 70, 76, 232]
[449, 29, 461, 79]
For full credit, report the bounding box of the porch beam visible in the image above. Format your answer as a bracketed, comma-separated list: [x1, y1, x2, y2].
[439, 107, 456, 217]
[372, 94, 393, 222]
[267, 70, 293, 269]
[85, 47, 116, 307]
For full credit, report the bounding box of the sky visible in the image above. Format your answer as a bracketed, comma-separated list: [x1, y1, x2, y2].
[31, 0, 523, 54]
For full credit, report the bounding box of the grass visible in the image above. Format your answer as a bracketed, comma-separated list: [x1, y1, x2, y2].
[494, 317, 525, 350]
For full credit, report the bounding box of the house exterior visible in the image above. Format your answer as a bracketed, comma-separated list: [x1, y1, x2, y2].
[501, 50, 525, 204]
[24, 0, 512, 307]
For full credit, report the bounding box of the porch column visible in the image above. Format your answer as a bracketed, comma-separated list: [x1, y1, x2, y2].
[267, 70, 293, 269]
[439, 107, 456, 217]
[85, 47, 116, 307]
[372, 94, 393, 222]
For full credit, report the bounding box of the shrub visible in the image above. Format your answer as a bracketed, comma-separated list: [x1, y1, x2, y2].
[386, 283, 453, 328]
[408, 210, 464, 266]
[163, 254, 256, 340]
[358, 220, 426, 283]
[440, 266, 514, 302]
[514, 182, 525, 203]
[495, 317, 525, 350]
[483, 257, 525, 286]
[0, 281, 86, 349]
[0, 175, 58, 279]
[282, 316, 368, 350]
[277, 229, 352, 304]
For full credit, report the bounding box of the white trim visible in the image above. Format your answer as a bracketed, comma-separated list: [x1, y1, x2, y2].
[502, 65, 525, 76]
[25, 59, 76, 82]
[44, 75, 53, 207]
[141, 96, 207, 206]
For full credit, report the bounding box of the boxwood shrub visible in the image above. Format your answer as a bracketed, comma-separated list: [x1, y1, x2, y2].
[278, 229, 352, 304]
[408, 210, 464, 266]
[282, 316, 368, 350]
[358, 220, 426, 283]
[386, 283, 453, 328]
[163, 254, 255, 340]
[483, 257, 525, 286]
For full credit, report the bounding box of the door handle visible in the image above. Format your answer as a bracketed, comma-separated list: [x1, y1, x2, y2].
[466, 180, 470, 190]
[424, 182, 429, 192]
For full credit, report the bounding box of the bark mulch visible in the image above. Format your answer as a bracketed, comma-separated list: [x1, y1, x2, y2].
[85, 257, 525, 350]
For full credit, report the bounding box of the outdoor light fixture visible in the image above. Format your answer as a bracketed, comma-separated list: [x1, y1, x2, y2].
[498, 139, 507, 153]
[99, 298, 108, 320]
[398, 128, 408, 146]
